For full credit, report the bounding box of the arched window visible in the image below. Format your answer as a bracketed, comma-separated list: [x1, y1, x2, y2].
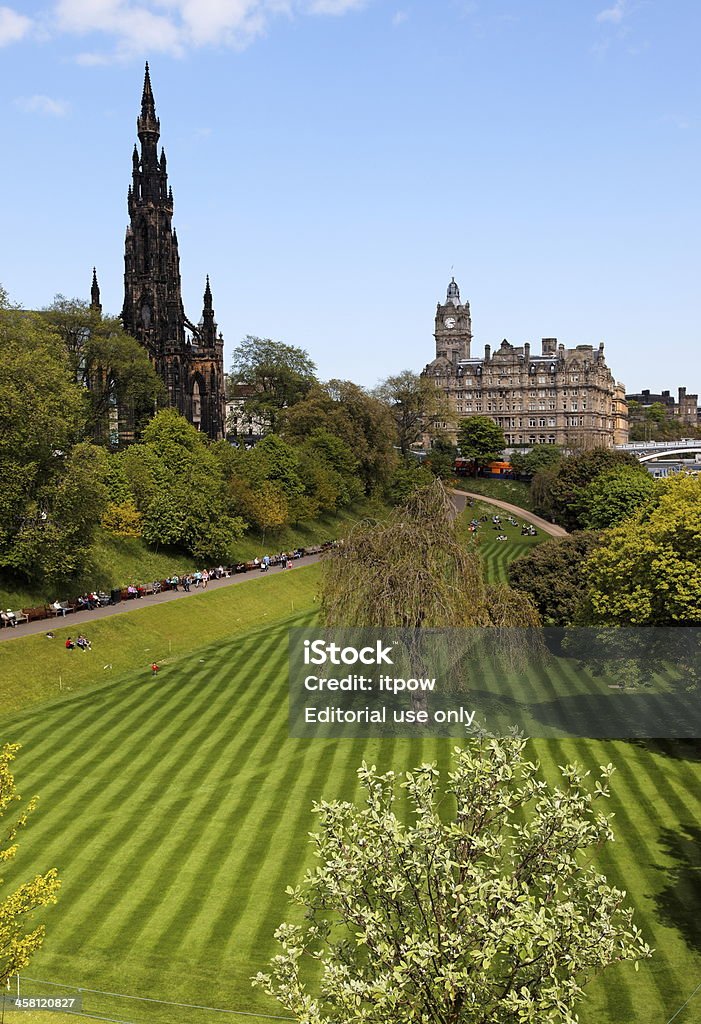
[141, 221, 149, 272]
[108, 375, 119, 448]
[192, 378, 202, 430]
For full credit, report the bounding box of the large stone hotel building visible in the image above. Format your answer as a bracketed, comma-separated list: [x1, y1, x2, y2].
[424, 278, 628, 448]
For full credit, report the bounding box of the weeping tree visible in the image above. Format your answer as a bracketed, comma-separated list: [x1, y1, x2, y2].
[320, 479, 538, 630]
[319, 480, 539, 714]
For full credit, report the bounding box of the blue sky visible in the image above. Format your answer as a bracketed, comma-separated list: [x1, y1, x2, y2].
[1, 0, 699, 394]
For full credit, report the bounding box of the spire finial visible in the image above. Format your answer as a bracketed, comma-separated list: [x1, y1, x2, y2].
[138, 60, 159, 139]
[90, 267, 102, 314]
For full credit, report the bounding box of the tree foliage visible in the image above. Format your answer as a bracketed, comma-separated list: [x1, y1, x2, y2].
[320, 480, 537, 629]
[531, 448, 643, 531]
[255, 739, 651, 1024]
[374, 371, 452, 455]
[510, 444, 564, 479]
[0, 743, 61, 985]
[0, 308, 109, 583]
[584, 473, 701, 625]
[230, 336, 317, 434]
[508, 532, 603, 625]
[120, 410, 246, 561]
[43, 297, 164, 443]
[282, 381, 398, 495]
[456, 416, 505, 472]
[574, 465, 658, 530]
[426, 435, 458, 479]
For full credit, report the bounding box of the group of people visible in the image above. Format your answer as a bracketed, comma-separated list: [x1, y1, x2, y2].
[64, 634, 91, 651]
[254, 550, 302, 572]
[51, 593, 105, 616]
[466, 512, 540, 543]
[162, 568, 220, 592]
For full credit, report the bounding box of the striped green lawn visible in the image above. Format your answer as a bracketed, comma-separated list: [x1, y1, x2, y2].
[2, 509, 700, 1024]
[2, 617, 701, 1024]
[457, 499, 545, 583]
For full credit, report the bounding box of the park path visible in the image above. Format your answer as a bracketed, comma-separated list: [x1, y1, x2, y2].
[449, 488, 569, 538]
[0, 554, 323, 644]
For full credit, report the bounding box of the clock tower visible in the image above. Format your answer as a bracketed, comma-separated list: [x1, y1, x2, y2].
[434, 276, 472, 364]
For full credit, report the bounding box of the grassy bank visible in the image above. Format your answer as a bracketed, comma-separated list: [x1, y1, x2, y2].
[0, 499, 699, 1024]
[0, 565, 321, 717]
[0, 498, 386, 610]
[453, 477, 534, 509]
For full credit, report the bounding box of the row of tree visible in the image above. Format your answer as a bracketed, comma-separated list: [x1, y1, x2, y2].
[0, 287, 463, 587]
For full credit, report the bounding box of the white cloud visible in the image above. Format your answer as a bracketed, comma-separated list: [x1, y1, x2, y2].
[304, 0, 366, 13]
[45, 0, 368, 60]
[55, 0, 185, 58]
[0, 5, 32, 45]
[596, 0, 627, 25]
[14, 94, 70, 116]
[392, 10, 407, 27]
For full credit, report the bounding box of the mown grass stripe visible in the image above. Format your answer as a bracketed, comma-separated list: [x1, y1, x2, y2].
[80, 641, 291, 955]
[115, 638, 294, 963]
[39, 662, 233, 947]
[563, 738, 699, 1024]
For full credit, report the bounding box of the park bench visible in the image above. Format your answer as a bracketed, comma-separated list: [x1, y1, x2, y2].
[24, 605, 49, 622]
[49, 602, 73, 617]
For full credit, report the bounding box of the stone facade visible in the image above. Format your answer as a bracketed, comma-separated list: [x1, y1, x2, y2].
[424, 278, 626, 449]
[119, 65, 226, 440]
[626, 387, 699, 428]
[226, 384, 267, 446]
[612, 382, 629, 446]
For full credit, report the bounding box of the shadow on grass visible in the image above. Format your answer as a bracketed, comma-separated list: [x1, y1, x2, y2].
[654, 824, 701, 953]
[632, 739, 701, 762]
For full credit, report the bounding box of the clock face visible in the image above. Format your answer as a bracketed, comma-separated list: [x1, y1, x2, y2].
[444, 316, 456, 329]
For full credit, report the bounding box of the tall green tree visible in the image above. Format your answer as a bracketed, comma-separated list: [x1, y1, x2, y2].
[230, 336, 317, 434]
[508, 531, 603, 625]
[531, 447, 643, 531]
[281, 380, 399, 495]
[426, 434, 458, 478]
[374, 370, 452, 455]
[584, 473, 701, 625]
[120, 409, 246, 561]
[0, 305, 109, 583]
[574, 465, 658, 530]
[509, 444, 564, 479]
[456, 416, 505, 474]
[0, 743, 61, 985]
[255, 739, 651, 1024]
[43, 297, 164, 444]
